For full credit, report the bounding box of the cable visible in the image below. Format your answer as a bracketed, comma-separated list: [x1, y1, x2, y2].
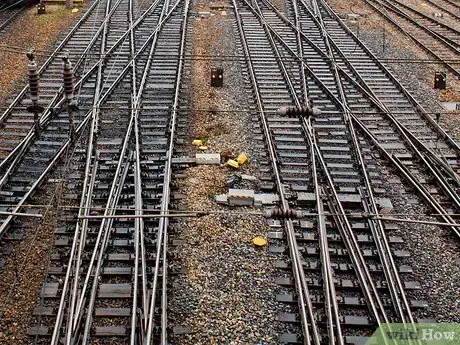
[0, 104, 455, 117]
[3, 43, 460, 64]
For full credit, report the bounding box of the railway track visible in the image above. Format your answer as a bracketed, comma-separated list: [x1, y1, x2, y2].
[233, 0, 459, 342]
[422, 0, 460, 21]
[0, 0, 26, 35]
[0, 0, 457, 342]
[365, 0, 460, 76]
[27, 0, 189, 342]
[0, 0, 170, 238]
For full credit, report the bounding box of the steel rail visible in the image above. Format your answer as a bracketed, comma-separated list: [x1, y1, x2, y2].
[306, 0, 414, 324]
[267, 0, 460, 165]
[0, 0, 125, 190]
[145, 0, 189, 343]
[386, 0, 460, 43]
[275, 5, 460, 236]
[297, 0, 450, 326]
[67, 2, 149, 340]
[52, 1, 162, 341]
[62, 0, 115, 342]
[350, 115, 460, 239]
[0, 0, 162, 174]
[335, 68, 460, 209]
[416, 0, 460, 22]
[129, 0, 171, 339]
[267, 0, 460, 248]
[291, 0, 308, 105]
[243, 0, 391, 328]
[0, 108, 92, 239]
[272, 8, 390, 324]
[315, 11, 460, 195]
[364, 0, 460, 77]
[302, 63, 460, 238]
[79, 151, 132, 344]
[0, 0, 25, 31]
[0, 0, 105, 127]
[234, 0, 320, 343]
[296, 43, 460, 237]
[129, 0, 144, 340]
[30, 3, 180, 334]
[249, 3, 352, 337]
[0, 0, 166, 240]
[290, 0, 343, 342]
[320, 0, 460, 154]
[63, 1, 183, 342]
[263, 0, 460, 212]
[301, 0, 411, 326]
[0, 0, 25, 14]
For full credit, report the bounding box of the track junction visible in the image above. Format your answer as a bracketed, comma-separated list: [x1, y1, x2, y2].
[0, 0, 458, 343]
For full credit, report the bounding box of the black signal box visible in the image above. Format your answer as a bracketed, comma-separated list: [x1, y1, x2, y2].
[37, 3, 46, 14]
[434, 71, 446, 90]
[211, 67, 223, 87]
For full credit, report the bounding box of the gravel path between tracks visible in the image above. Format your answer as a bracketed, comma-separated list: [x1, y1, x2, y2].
[0, 4, 85, 107]
[168, 2, 290, 343]
[325, 0, 460, 140]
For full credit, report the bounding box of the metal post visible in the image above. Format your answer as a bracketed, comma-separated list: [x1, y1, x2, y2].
[62, 53, 77, 141]
[26, 50, 44, 135]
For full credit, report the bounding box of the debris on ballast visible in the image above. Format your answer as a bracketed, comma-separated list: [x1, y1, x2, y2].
[196, 153, 221, 165]
[227, 159, 239, 169]
[215, 189, 279, 206]
[236, 152, 248, 165]
[252, 237, 267, 247]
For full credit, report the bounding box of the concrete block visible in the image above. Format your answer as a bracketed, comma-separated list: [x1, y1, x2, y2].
[196, 153, 221, 165]
[241, 174, 258, 181]
[377, 197, 393, 214]
[215, 194, 228, 204]
[254, 194, 279, 206]
[228, 189, 254, 206]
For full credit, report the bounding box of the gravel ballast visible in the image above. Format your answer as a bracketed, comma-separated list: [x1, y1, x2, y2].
[168, 1, 291, 343]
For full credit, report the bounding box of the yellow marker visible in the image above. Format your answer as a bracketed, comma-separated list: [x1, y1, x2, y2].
[72, 8, 79, 12]
[199, 146, 208, 150]
[192, 139, 202, 146]
[252, 237, 267, 247]
[237, 152, 248, 165]
[227, 159, 239, 168]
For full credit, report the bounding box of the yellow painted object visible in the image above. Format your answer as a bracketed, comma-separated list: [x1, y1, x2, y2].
[237, 152, 247, 165]
[72, 8, 79, 12]
[252, 237, 267, 247]
[227, 159, 239, 168]
[192, 139, 202, 146]
[198, 146, 208, 150]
